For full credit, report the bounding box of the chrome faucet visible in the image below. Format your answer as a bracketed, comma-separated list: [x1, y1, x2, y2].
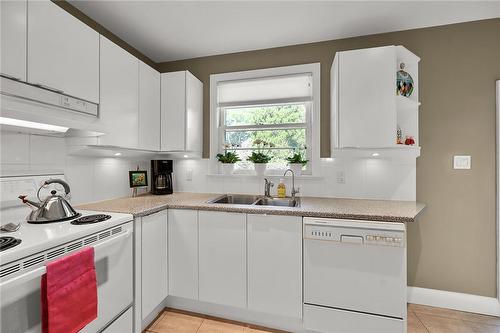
[283, 169, 300, 199]
[264, 178, 274, 197]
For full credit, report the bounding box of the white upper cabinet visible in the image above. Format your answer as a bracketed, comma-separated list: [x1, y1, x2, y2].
[1, 0, 27, 81]
[99, 36, 139, 148]
[331, 45, 420, 151]
[161, 71, 203, 156]
[168, 209, 199, 300]
[139, 62, 161, 151]
[27, 0, 99, 103]
[198, 211, 246, 308]
[247, 214, 303, 319]
[141, 210, 168, 320]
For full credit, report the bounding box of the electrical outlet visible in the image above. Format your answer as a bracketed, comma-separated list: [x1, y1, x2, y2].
[336, 171, 345, 184]
[186, 169, 193, 181]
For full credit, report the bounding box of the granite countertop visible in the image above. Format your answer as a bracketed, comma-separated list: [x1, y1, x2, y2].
[77, 192, 425, 223]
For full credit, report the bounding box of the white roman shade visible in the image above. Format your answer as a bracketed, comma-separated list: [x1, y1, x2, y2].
[217, 73, 313, 107]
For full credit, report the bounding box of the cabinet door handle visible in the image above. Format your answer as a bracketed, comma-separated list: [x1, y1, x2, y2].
[1, 73, 23, 81]
[32, 83, 64, 94]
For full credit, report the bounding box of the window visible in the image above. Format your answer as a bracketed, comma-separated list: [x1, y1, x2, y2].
[221, 103, 310, 171]
[210, 64, 320, 175]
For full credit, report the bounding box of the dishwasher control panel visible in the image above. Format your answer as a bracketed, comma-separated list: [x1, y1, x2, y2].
[304, 220, 405, 247]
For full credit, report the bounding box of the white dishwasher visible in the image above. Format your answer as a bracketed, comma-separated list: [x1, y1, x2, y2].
[303, 217, 407, 333]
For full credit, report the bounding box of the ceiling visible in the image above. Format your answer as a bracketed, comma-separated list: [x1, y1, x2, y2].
[69, 1, 500, 63]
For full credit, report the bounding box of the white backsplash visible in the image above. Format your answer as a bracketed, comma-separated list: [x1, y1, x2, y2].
[0, 132, 149, 204]
[173, 157, 416, 201]
[1, 131, 416, 204]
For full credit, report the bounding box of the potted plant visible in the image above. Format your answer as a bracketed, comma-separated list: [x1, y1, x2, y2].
[247, 139, 273, 176]
[286, 147, 308, 176]
[216, 148, 241, 175]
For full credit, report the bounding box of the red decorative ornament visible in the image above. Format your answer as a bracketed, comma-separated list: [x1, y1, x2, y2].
[404, 136, 415, 146]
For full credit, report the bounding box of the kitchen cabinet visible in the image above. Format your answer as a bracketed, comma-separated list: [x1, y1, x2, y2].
[247, 214, 302, 318]
[198, 211, 246, 308]
[102, 307, 133, 333]
[139, 62, 161, 151]
[99, 36, 139, 148]
[1, 0, 27, 81]
[331, 45, 420, 151]
[141, 210, 168, 320]
[161, 71, 203, 156]
[168, 209, 198, 300]
[27, 0, 99, 103]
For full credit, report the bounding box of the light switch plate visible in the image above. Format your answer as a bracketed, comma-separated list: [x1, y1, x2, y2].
[453, 155, 471, 169]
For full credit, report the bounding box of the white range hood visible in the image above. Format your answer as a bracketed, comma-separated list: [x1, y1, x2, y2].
[0, 76, 104, 137]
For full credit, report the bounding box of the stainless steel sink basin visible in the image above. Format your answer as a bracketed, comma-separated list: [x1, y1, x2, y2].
[208, 194, 300, 207]
[254, 197, 300, 207]
[208, 194, 261, 205]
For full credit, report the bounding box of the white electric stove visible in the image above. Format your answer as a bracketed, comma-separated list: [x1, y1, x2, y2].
[0, 174, 135, 333]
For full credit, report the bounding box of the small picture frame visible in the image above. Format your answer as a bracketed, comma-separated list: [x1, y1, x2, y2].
[129, 170, 148, 188]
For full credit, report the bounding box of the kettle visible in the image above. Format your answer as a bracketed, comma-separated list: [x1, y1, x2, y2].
[18, 179, 80, 224]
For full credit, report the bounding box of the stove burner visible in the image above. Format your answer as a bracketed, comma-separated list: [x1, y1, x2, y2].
[71, 214, 112, 225]
[0, 236, 22, 252]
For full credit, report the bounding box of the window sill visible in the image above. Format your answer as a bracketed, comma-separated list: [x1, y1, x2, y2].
[206, 173, 323, 180]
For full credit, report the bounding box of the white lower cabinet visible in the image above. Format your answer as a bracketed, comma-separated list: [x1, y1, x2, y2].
[102, 307, 133, 333]
[247, 214, 303, 318]
[198, 211, 246, 308]
[141, 211, 168, 320]
[168, 209, 199, 300]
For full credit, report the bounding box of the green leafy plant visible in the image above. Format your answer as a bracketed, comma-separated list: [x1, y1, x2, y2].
[286, 147, 308, 166]
[216, 151, 241, 164]
[247, 139, 274, 164]
[247, 151, 272, 164]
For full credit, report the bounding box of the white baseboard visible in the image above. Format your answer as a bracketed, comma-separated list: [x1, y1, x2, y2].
[407, 287, 500, 317]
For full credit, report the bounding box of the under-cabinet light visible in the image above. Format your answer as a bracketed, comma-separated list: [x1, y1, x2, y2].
[0, 117, 69, 133]
[114, 152, 122, 156]
[371, 153, 380, 157]
[183, 155, 188, 158]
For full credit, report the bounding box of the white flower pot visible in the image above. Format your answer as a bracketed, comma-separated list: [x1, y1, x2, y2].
[221, 163, 235, 175]
[253, 163, 267, 176]
[288, 163, 303, 176]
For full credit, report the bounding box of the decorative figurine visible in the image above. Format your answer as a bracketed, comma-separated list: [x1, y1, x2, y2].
[404, 136, 416, 146]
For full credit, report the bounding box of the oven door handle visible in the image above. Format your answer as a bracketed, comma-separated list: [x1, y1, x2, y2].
[0, 230, 131, 292]
[0, 266, 46, 292]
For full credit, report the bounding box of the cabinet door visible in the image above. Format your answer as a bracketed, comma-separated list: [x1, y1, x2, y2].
[141, 210, 168, 319]
[99, 36, 139, 148]
[27, 0, 99, 102]
[247, 214, 302, 318]
[185, 72, 203, 153]
[338, 46, 396, 148]
[161, 71, 186, 151]
[139, 62, 161, 151]
[1, 0, 26, 81]
[198, 211, 246, 308]
[168, 209, 198, 300]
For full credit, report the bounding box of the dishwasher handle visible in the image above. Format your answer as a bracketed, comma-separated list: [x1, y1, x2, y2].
[340, 235, 364, 244]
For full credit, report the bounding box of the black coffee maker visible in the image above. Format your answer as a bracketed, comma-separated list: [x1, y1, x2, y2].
[151, 160, 173, 195]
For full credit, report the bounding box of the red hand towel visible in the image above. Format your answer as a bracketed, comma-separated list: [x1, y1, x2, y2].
[41, 247, 98, 333]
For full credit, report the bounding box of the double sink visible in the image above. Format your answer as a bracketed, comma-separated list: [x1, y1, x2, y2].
[208, 194, 300, 207]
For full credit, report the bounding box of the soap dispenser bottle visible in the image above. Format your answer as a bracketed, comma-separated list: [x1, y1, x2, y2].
[277, 179, 286, 198]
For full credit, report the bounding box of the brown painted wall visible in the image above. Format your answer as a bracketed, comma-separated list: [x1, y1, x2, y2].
[159, 19, 500, 297]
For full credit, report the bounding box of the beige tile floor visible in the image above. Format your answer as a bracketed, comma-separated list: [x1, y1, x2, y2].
[145, 305, 500, 333]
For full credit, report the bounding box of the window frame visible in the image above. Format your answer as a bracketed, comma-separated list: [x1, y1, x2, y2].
[210, 63, 321, 176]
